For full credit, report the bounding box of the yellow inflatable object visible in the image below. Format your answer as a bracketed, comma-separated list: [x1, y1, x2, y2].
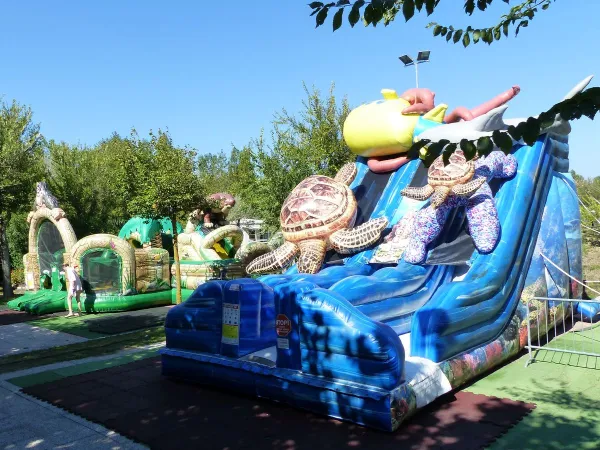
[343, 89, 447, 157]
[212, 241, 229, 259]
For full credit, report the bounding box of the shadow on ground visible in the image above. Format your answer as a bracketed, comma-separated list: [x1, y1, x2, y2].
[24, 357, 535, 450]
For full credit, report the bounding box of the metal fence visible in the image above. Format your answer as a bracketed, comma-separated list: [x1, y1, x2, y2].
[525, 296, 600, 366]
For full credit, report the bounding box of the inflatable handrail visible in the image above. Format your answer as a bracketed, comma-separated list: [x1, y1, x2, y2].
[261, 264, 374, 290]
[355, 264, 451, 322]
[329, 259, 432, 305]
[295, 287, 405, 390]
[411, 135, 555, 362]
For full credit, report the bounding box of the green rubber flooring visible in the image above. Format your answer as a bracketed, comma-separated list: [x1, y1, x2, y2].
[7, 347, 161, 388]
[466, 324, 600, 450]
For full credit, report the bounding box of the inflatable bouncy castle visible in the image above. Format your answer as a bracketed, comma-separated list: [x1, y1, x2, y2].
[8, 186, 251, 315]
[161, 76, 595, 431]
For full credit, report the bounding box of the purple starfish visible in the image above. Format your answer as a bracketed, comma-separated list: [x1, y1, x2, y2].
[403, 151, 518, 265]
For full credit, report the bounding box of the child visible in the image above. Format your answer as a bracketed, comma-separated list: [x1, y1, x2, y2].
[63, 262, 83, 317]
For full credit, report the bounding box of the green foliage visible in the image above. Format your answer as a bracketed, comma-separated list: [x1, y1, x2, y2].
[227, 83, 354, 230]
[0, 99, 45, 214]
[46, 136, 133, 238]
[307, 0, 600, 166]
[124, 130, 212, 222]
[410, 87, 600, 166]
[572, 170, 600, 247]
[121, 129, 213, 304]
[197, 151, 232, 194]
[309, 0, 554, 44]
[225, 146, 259, 222]
[311, 0, 600, 165]
[321, 0, 600, 164]
[428, 0, 555, 47]
[6, 211, 29, 269]
[11, 267, 24, 287]
[0, 98, 45, 298]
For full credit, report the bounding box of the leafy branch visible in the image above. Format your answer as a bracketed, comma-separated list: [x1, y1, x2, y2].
[428, 0, 555, 47]
[308, 0, 555, 42]
[407, 87, 600, 166]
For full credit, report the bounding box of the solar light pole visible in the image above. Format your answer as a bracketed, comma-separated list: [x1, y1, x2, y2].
[399, 51, 430, 90]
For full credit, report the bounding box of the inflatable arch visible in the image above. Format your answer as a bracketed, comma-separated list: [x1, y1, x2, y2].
[118, 216, 183, 252]
[70, 234, 136, 296]
[23, 207, 77, 291]
[174, 224, 245, 289]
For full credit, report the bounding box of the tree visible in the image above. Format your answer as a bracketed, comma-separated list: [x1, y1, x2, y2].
[307, 0, 600, 167]
[6, 211, 29, 270]
[571, 170, 600, 247]
[0, 99, 45, 299]
[47, 134, 137, 238]
[123, 130, 213, 304]
[226, 145, 259, 223]
[230, 82, 354, 229]
[197, 151, 230, 194]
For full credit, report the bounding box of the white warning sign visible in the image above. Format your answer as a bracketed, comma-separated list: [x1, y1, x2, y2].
[222, 303, 240, 345]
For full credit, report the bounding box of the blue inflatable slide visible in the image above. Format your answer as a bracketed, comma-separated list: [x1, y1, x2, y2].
[160, 78, 592, 431]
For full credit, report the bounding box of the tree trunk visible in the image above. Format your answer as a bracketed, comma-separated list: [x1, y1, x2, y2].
[171, 216, 182, 305]
[0, 217, 14, 300]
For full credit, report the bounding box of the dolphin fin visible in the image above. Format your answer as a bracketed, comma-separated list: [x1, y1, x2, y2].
[563, 75, 594, 100]
[460, 105, 508, 132]
[418, 105, 509, 144]
[381, 89, 399, 100]
[504, 75, 596, 131]
[423, 104, 448, 123]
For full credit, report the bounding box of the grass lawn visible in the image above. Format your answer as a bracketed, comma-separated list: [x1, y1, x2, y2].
[466, 325, 600, 450]
[28, 314, 106, 339]
[7, 347, 161, 388]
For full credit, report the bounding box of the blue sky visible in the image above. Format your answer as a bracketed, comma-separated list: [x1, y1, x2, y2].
[1, 1, 599, 176]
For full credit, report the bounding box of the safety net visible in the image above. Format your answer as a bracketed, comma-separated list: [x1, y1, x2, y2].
[81, 249, 122, 295]
[37, 221, 65, 274]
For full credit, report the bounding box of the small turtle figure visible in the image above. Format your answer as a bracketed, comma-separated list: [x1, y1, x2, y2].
[401, 150, 518, 265]
[246, 162, 388, 275]
[401, 150, 486, 208]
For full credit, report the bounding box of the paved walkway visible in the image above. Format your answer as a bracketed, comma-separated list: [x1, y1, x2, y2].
[0, 380, 147, 449]
[0, 323, 87, 357]
[0, 343, 164, 449]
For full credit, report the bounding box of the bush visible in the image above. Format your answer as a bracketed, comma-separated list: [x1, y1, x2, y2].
[7, 211, 29, 270]
[11, 267, 24, 288]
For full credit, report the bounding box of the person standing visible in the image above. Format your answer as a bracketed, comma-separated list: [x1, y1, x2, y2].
[63, 263, 83, 317]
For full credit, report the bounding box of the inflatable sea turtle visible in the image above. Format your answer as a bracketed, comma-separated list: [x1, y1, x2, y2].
[401, 150, 486, 208]
[246, 162, 388, 274]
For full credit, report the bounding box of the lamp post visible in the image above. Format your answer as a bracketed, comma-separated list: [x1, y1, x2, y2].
[399, 51, 430, 90]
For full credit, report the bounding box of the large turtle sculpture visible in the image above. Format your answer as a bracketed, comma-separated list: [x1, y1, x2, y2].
[401, 150, 486, 208]
[246, 162, 389, 274]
